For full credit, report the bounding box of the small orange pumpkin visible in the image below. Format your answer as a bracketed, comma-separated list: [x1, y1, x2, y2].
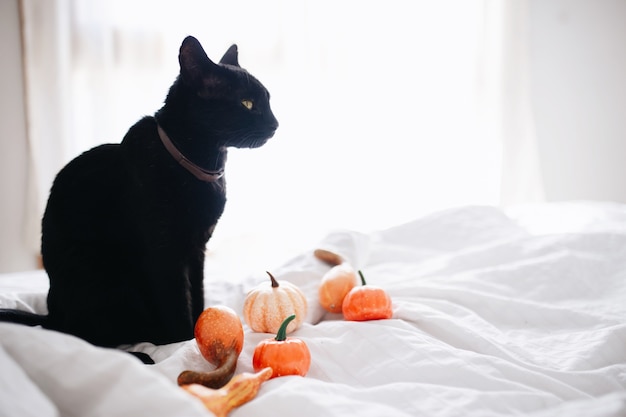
[252, 314, 311, 378]
[342, 271, 393, 321]
[243, 272, 307, 334]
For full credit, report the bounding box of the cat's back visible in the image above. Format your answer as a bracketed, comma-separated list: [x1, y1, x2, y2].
[42, 143, 128, 242]
[47, 144, 124, 202]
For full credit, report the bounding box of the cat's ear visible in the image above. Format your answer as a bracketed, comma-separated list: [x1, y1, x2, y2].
[219, 44, 240, 67]
[178, 36, 217, 85]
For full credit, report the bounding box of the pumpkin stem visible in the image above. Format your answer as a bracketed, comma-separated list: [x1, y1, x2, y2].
[266, 271, 279, 288]
[358, 270, 367, 286]
[275, 314, 296, 342]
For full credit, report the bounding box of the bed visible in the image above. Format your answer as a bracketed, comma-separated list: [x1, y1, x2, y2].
[1, 201, 626, 417]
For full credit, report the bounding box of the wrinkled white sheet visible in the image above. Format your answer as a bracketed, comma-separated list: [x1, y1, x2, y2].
[1, 202, 625, 417]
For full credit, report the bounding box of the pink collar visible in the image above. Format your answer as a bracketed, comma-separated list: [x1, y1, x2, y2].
[157, 124, 225, 182]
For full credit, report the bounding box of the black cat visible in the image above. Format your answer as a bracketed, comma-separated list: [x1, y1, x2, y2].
[0, 36, 278, 359]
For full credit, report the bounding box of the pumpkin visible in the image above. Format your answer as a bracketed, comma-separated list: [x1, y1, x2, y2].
[252, 314, 311, 378]
[342, 271, 393, 321]
[178, 305, 244, 388]
[181, 367, 273, 417]
[243, 271, 307, 334]
[318, 263, 358, 313]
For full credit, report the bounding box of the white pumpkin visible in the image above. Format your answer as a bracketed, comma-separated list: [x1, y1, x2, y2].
[243, 272, 307, 334]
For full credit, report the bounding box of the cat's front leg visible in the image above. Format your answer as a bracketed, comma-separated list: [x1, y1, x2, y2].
[188, 221, 218, 322]
[188, 245, 206, 323]
[142, 249, 196, 344]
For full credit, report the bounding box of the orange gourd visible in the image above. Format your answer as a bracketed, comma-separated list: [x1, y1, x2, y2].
[178, 305, 244, 388]
[314, 248, 357, 313]
[313, 248, 344, 266]
[252, 314, 311, 378]
[243, 272, 307, 334]
[181, 367, 273, 417]
[342, 271, 393, 321]
[318, 263, 358, 313]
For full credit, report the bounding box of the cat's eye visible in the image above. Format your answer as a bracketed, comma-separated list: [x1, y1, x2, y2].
[241, 99, 254, 110]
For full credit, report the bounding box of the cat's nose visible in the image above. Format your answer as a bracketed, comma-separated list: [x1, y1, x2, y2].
[267, 115, 279, 134]
[269, 113, 279, 130]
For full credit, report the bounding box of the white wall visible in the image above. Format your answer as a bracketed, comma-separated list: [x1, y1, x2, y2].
[530, 0, 626, 202]
[0, 0, 37, 272]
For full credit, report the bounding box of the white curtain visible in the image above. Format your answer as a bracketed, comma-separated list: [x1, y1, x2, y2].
[20, 0, 543, 257]
[479, 0, 545, 206]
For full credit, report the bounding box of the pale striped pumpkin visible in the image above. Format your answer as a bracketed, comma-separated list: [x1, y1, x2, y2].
[243, 272, 307, 334]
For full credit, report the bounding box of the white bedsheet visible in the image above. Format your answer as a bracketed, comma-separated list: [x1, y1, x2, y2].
[1, 202, 625, 416]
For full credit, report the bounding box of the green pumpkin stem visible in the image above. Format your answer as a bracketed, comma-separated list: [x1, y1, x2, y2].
[275, 314, 296, 342]
[358, 270, 367, 286]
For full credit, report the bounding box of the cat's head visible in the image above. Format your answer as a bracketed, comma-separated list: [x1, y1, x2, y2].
[166, 36, 278, 149]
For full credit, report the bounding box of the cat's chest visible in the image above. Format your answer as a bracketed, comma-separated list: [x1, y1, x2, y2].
[120, 120, 227, 240]
[182, 180, 226, 223]
[126, 169, 226, 242]
[162, 178, 225, 222]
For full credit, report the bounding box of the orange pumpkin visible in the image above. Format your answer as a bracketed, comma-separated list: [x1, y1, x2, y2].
[243, 272, 307, 334]
[318, 263, 358, 313]
[342, 271, 393, 321]
[178, 305, 244, 388]
[252, 315, 311, 378]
